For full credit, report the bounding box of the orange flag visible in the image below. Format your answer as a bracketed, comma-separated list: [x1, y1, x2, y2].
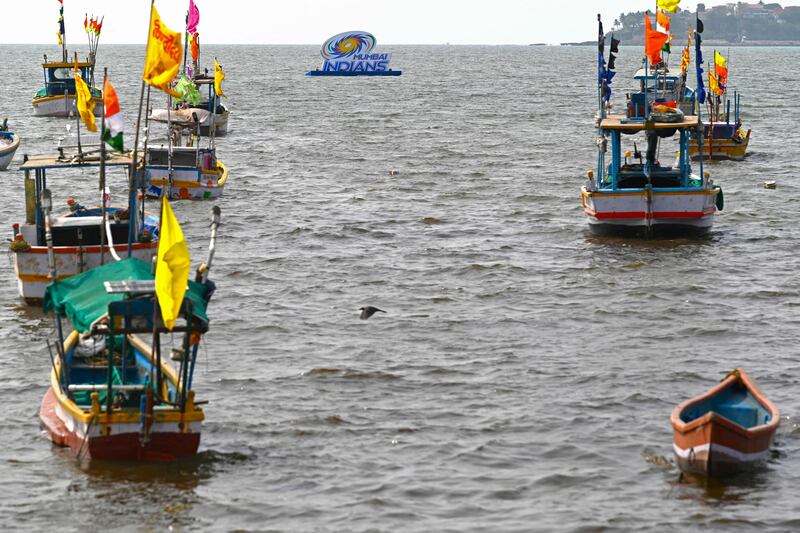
[645, 15, 668, 65]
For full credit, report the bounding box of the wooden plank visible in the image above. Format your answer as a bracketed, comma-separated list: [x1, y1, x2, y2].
[20, 151, 132, 170]
[600, 114, 700, 131]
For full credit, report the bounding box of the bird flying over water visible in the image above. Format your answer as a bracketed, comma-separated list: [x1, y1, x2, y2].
[359, 306, 386, 320]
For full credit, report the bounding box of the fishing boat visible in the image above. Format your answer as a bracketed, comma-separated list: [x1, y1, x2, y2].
[689, 67, 751, 160]
[186, 74, 229, 136]
[39, 202, 221, 461]
[172, 0, 230, 136]
[0, 119, 20, 170]
[142, 120, 228, 200]
[582, 15, 722, 237]
[671, 369, 779, 476]
[629, 63, 696, 117]
[10, 151, 158, 302]
[32, 5, 103, 118]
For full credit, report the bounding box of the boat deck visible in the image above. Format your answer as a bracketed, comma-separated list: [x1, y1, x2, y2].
[600, 114, 699, 131]
[20, 152, 132, 170]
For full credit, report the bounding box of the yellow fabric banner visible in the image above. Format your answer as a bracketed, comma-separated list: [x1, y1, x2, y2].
[155, 197, 191, 331]
[214, 59, 226, 98]
[657, 0, 680, 13]
[142, 5, 182, 98]
[74, 61, 97, 132]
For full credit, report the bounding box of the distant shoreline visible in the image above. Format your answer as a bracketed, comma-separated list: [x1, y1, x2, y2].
[562, 40, 800, 47]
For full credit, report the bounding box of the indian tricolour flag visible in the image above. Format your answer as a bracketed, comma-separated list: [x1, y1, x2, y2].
[102, 78, 124, 153]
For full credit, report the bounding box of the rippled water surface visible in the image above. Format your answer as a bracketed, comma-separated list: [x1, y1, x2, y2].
[1, 44, 799, 532]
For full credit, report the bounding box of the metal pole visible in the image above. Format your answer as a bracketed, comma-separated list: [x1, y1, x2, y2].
[129, 0, 156, 257]
[202, 206, 221, 283]
[100, 68, 107, 265]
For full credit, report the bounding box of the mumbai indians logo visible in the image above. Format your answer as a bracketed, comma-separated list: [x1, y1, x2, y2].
[321, 31, 376, 60]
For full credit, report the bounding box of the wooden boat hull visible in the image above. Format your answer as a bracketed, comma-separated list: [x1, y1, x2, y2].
[145, 160, 228, 200]
[39, 333, 204, 462]
[32, 94, 103, 118]
[0, 133, 20, 170]
[581, 186, 720, 237]
[671, 369, 779, 477]
[39, 388, 200, 461]
[12, 242, 159, 302]
[689, 128, 751, 161]
[198, 109, 229, 137]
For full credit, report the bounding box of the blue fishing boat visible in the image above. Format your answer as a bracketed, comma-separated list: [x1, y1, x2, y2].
[38, 197, 221, 462]
[581, 14, 723, 237]
[33, 3, 103, 117]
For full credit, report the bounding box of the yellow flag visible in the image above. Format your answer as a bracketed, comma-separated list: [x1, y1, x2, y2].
[142, 5, 182, 98]
[74, 61, 97, 132]
[155, 197, 190, 331]
[657, 0, 680, 13]
[57, 31, 63, 46]
[214, 59, 226, 98]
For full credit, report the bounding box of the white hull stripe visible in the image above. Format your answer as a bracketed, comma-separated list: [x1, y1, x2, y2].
[673, 442, 770, 463]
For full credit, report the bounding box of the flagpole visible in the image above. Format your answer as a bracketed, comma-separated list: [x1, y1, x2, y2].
[130, 0, 156, 258]
[100, 67, 107, 266]
[73, 52, 83, 158]
[61, 1, 67, 62]
[182, 7, 189, 75]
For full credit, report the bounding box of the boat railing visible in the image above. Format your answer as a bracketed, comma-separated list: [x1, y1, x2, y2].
[68, 384, 147, 392]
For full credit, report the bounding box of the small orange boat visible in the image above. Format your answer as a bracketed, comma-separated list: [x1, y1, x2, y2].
[671, 369, 779, 476]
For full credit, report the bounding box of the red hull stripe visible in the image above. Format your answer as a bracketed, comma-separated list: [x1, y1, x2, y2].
[23, 242, 158, 255]
[585, 209, 710, 220]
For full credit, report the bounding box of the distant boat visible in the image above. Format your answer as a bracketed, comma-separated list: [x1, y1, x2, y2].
[671, 368, 779, 476]
[33, 5, 103, 118]
[32, 57, 102, 118]
[582, 16, 722, 237]
[688, 52, 751, 161]
[0, 120, 19, 170]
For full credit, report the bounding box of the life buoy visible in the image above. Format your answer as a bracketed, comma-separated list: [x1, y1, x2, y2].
[733, 128, 746, 144]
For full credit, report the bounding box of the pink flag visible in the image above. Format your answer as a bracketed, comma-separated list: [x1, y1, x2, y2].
[187, 0, 200, 34]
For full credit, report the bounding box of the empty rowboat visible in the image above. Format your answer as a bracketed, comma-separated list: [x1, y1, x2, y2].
[671, 368, 779, 476]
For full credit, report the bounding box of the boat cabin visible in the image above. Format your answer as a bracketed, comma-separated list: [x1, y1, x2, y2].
[17, 153, 155, 249]
[35, 60, 98, 99]
[44, 257, 211, 413]
[145, 145, 218, 171]
[592, 115, 701, 191]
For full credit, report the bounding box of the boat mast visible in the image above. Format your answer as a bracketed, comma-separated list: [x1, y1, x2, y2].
[596, 15, 605, 183]
[694, 13, 705, 185]
[129, 0, 156, 258]
[99, 68, 107, 265]
[60, 0, 67, 62]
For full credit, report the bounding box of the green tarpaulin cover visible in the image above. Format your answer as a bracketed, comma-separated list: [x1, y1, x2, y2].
[43, 257, 209, 333]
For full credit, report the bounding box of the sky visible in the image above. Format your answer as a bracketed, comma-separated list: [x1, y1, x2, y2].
[3, 0, 800, 46]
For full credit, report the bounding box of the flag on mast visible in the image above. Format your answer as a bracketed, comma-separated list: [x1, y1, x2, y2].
[155, 197, 191, 331]
[142, 5, 183, 98]
[74, 59, 97, 132]
[187, 0, 200, 34]
[102, 78, 124, 152]
[657, 0, 681, 13]
[214, 58, 226, 97]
